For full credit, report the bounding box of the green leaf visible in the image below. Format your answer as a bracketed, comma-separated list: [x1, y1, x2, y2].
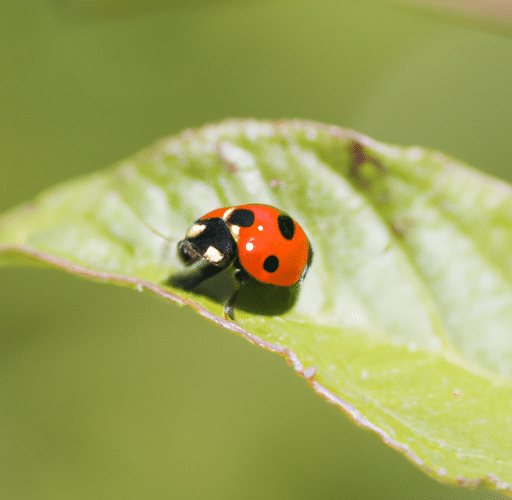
[1, 120, 511, 494]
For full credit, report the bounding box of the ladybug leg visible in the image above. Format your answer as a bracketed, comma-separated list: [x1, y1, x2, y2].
[224, 265, 250, 320]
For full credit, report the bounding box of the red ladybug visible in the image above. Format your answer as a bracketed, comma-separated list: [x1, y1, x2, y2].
[177, 204, 313, 319]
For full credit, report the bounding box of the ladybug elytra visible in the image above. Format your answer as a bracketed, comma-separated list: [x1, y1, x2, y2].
[177, 204, 313, 319]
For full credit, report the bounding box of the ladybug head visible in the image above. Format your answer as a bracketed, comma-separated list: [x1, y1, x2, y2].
[178, 217, 237, 267]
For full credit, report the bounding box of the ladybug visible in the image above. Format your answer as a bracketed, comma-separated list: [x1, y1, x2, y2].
[177, 204, 313, 319]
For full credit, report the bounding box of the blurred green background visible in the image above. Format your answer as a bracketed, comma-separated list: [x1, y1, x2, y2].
[1, 0, 511, 498]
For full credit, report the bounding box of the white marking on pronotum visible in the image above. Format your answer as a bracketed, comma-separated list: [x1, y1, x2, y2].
[204, 246, 224, 263]
[186, 223, 206, 239]
[230, 225, 240, 237]
[222, 207, 235, 220]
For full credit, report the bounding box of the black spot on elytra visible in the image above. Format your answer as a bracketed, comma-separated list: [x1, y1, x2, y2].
[263, 255, 279, 273]
[228, 208, 255, 227]
[277, 214, 295, 240]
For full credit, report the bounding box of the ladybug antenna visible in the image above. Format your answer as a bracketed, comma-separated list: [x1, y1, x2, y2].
[140, 219, 174, 243]
[139, 219, 178, 262]
[125, 203, 176, 244]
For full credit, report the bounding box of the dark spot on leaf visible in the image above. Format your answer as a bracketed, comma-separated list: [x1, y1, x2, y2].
[348, 141, 387, 190]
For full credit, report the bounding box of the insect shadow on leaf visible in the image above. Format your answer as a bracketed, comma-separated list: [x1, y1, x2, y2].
[166, 260, 300, 318]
